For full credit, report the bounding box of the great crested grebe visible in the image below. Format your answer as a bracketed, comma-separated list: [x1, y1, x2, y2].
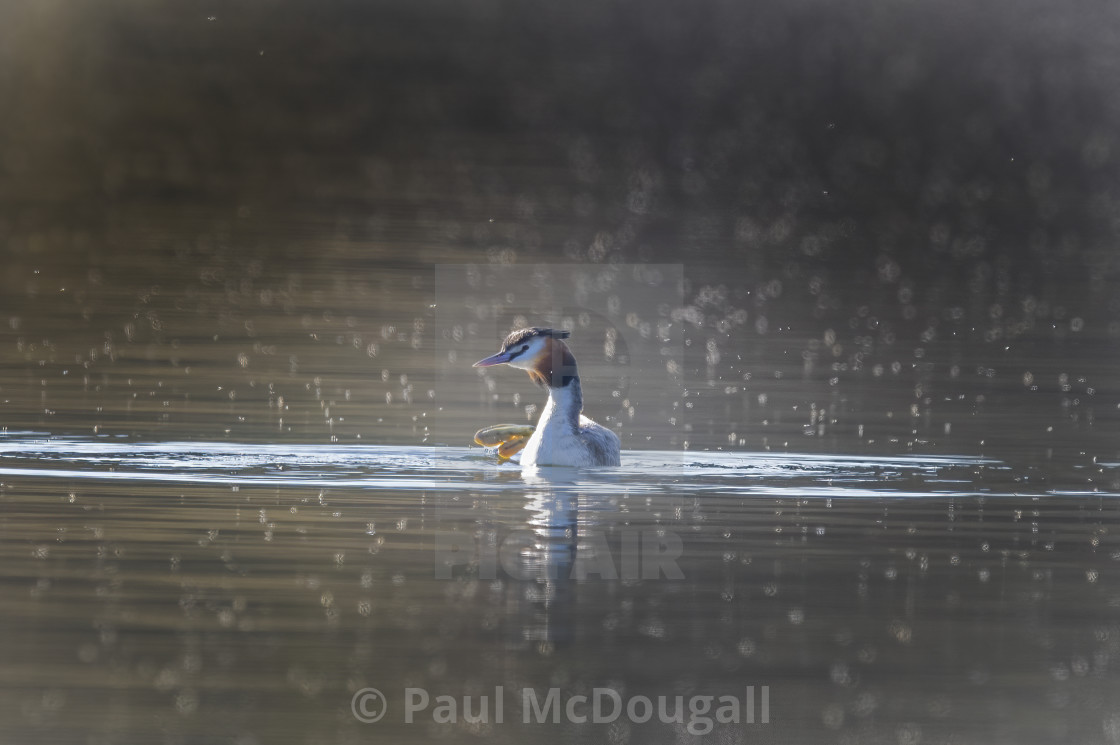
[473, 327, 621, 467]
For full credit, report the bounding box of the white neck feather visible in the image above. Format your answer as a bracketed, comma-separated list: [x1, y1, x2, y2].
[541, 379, 583, 430]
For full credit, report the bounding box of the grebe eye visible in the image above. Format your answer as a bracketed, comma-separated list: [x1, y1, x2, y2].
[521, 345, 528, 351]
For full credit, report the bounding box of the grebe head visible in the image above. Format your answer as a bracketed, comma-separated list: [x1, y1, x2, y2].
[474, 327, 579, 388]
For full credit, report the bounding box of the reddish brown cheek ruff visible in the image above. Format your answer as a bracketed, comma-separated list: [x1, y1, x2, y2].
[527, 337, 577, 388]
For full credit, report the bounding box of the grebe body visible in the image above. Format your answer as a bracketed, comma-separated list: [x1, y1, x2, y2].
[474, 328, 621, 467]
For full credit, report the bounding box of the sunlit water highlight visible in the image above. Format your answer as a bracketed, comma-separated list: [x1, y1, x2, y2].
[0, 435, 1003, 489]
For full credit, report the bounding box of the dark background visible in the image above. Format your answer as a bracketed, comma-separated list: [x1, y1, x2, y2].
[1, 0, 1117, 458]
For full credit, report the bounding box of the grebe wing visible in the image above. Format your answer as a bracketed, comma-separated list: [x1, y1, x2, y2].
[579, 418, 622, 466]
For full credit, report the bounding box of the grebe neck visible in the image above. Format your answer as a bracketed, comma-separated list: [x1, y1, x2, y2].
[528, 338, 584, 430]
[541, 377, 583, 430]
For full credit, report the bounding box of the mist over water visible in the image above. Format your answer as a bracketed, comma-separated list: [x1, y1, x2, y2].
[1, 0, 1119, 742]
[3, 0, 1118, 459]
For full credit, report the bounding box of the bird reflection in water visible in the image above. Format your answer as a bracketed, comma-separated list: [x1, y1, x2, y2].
[505, 467, 595, 648]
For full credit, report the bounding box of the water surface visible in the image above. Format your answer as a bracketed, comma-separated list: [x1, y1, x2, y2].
[3, 1, 1120, 741]
[2, 436, 1118, 744]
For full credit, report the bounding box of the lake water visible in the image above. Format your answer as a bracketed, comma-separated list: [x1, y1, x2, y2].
[2, 435, 1118, 744]
[4, 1, 1120, 742]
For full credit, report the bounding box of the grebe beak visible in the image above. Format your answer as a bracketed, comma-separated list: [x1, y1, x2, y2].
[473, 350, 513, 367]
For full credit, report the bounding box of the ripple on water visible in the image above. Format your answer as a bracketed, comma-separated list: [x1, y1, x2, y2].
[0, 434, 1110, 500]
